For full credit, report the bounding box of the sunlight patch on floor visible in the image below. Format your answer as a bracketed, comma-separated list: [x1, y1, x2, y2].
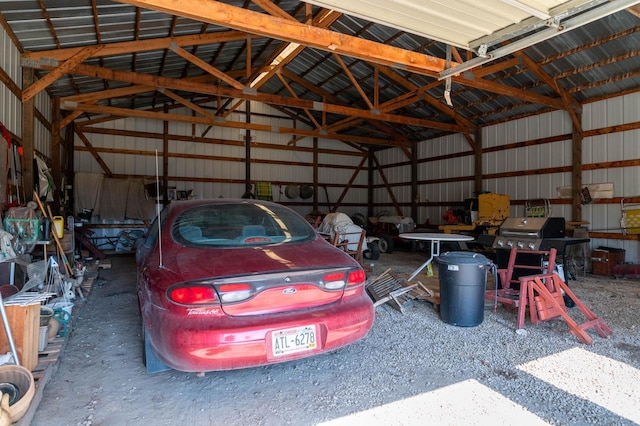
[318, 379, 549, 425]
[518, 347, 640, 423]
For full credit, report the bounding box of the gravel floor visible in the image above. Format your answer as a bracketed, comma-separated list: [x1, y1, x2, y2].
[30, 250, 640, 426]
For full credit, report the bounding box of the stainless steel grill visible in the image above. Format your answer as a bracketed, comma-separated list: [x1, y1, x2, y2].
[493, 217, 565, 251]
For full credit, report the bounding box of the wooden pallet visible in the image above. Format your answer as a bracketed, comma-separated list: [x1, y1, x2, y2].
[79, 264, 100, 295]
[416, 276, 441, 311]
[32, 337, 64, 380]
[366, 269, 434, 313]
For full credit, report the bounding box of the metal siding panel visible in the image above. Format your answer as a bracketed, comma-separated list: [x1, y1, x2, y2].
[583, 99, 608, 131]
[605, 96, 625, 127]
[606, 132, 625, 163]
[623, 92, 640, 124]
[0, 25, 22, 136]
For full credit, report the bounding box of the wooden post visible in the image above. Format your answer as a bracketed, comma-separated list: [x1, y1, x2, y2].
[411, 141, 418, 222]
[367, 149, 374, 219]
[572, 112, 583, 222]
[163, 105, 169, 205]
[22, 67, 35, 201]
[245, 101, 251, 196]
[474, 127, 483, 195]
[52, 96, 61, 212]
[313, 137, 318, 212]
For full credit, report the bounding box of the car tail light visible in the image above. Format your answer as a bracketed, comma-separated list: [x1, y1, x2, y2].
[217, 283, 254, 303]
[168, 285, 217, 305]
[347, 269, 366, 287]
[322, 272, 347, 290]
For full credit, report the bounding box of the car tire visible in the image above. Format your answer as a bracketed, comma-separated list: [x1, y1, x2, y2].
[379, 234, 394, 254]
[364, 240, 380, 260]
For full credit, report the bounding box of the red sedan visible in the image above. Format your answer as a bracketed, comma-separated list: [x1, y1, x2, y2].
[136, 199, 374, 374]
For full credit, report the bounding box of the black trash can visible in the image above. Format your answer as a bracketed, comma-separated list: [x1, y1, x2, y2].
[438, 251, 491, 327]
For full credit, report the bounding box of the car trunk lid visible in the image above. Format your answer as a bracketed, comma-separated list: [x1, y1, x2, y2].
[215, 267, 352, 316]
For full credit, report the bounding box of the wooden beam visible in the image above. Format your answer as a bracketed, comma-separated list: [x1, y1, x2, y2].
[22, 67, 35, 201]
[457, 73, 565, 110]
[333, 155, 368, 208]
[163, 105, 169, 205]
[74, 127, 113, 176]
[276, 73, 321, 129]
[77, 125, 368, 159]
[411, 141, 418, 222]
[0, 65, 21, 99]
[20, 30, 249, 62]
[61, 84, 155, 104]
[53, 64, 463, 136]
[474, 127, 483, 194]
[313, 137, 319, 212]
[371, 153, 402, 216]
[333, 53, 373, 109]
[73, 144, 366, 170]
[22, 45, 103, 102]
[169, 43, 245, 90]
[52, 96, 61, 212]
[66, 102, 408, 147]
[251, 0, 296, 20]
[115, 0, 455, 75]
[159, 88, 214, 119]
[572, 112, 583, 222]
[517, 53, 583, 134]
[219, 7, 342, 118]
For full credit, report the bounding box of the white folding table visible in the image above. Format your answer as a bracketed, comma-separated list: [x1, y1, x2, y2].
[399, 233, 475, 281]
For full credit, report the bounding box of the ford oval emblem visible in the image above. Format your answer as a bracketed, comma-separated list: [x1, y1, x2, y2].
[282, 287, 297, 295]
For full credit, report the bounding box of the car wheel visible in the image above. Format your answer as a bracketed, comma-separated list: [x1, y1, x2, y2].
[364, 240, 380, 260]
[379, 234, 394, 254]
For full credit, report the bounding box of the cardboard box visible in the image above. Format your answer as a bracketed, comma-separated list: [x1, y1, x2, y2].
[0, 303, 39, 370]
[592, 247, 625, 276]
[46, 232, 73, 254]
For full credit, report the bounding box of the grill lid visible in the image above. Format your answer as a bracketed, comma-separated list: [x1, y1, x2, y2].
[493, 217, 565, 250]
[499, 217, 565, 238]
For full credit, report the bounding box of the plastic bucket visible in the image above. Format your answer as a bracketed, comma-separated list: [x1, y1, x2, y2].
[438, 251, 491, 327]
[53, 216, 64, 238]
[40, 305, 54, 326]
[38, 326, 49, 351]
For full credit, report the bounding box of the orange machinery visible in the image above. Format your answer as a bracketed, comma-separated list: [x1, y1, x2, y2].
[439, 193, 510, 236]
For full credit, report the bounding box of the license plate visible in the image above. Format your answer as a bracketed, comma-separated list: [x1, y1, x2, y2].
[271, 325, 317, 357]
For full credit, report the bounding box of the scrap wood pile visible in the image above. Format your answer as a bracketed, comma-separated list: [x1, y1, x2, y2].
[365, 268, 440, 313]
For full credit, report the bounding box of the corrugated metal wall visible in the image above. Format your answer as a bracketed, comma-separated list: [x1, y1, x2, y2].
[483, 110, 572, 218]
[0, 25, 22, 136]
[420, 133, 475, 225]
[1, 24, 51, 195]
[373, 95, 640, 261]
[73, 101, 368, 219]
[583, 93, 640, 261]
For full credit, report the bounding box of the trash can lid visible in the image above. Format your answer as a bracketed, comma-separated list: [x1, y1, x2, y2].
[438, 251, 491, 266]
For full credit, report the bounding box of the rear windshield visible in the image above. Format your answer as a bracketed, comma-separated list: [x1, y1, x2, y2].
[171, 202, 315, 247]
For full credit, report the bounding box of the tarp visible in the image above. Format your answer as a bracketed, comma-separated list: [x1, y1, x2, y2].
[74, 172, 104, 215]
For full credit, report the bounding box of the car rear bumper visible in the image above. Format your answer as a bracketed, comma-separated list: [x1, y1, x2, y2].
[145, 292, 374, 372]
